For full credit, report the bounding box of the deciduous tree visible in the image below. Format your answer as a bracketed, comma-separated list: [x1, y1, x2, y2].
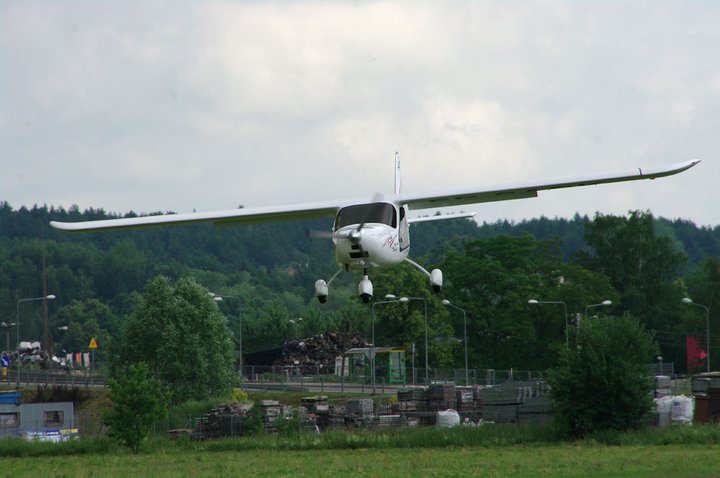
[119, 276, 234, 403]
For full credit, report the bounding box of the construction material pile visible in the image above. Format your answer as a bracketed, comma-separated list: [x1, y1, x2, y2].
[394, 382, 550, 424]
[301, 395, 330, 429]
[274, 331, 366, 375]
[192, 402, 253, 439]
[456, 387, 475, 412]
[428, 384, 457, 411]
[259, 399, 295, 433]
[191, 400, 299, 439]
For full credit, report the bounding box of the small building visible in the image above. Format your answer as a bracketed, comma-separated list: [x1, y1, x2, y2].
[0, 400, 76, 441]
[337, 346, 406, 384]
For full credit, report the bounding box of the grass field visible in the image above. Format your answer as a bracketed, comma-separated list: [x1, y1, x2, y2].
[2, 388, 719, 476]
[3, 444, 720, 477]
[3, 424, 720, 477]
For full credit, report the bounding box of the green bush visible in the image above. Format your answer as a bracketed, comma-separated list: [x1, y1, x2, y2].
[273, 410, 302, 436]
[243, 401, 265, 436]
[103, 362, 170, 453]
[546, 313, 658, 438]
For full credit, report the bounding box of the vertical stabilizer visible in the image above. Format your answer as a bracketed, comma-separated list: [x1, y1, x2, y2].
[394, 152, 402, 195]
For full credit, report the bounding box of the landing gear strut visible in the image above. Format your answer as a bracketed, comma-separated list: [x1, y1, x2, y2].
[405, 258, 443, 294]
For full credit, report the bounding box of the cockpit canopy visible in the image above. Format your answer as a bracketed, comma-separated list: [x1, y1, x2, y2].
[335, 202, 397, 230]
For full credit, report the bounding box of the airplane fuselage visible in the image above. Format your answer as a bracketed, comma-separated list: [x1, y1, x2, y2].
[333, 223, 406, 270]
[332, 202, 410, 271]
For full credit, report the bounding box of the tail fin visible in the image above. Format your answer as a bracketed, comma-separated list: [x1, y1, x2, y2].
[394, 152, 402, 195]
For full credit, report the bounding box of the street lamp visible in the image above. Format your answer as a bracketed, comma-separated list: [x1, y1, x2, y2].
[584, 300, 612, 320]
[441, 300, 469, 385]
[370, 297, 404, 394]
[528, 299, 569, 352]
[393, 296, 429, 385]
[16, 294, 56, 387]
[1, 322, 15, 356]
[211, 293, 243, 378]
[682, 297, 710, 373]
[289, 318, 303, 338]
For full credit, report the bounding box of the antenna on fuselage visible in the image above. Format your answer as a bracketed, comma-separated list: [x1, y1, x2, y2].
[394, 152, 402, 195]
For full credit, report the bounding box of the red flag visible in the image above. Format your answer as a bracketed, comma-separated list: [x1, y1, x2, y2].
[687, 335, 708, 372]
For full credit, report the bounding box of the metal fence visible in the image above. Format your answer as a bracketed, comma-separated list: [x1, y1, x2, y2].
[3, 362, 677, 391]
[237, 365, 545, 395]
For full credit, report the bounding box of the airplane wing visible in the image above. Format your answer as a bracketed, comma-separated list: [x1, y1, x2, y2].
[50, 200, 347, 232]
[50, 159, 699, 232]
[396, 160, 700, 210]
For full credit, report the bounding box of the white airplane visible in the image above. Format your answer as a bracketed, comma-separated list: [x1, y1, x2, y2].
[51, 154, 699, 303]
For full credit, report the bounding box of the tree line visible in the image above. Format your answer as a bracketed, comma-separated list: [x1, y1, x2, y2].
[2, 201, 720, 373]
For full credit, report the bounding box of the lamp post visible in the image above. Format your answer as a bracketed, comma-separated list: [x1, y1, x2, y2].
[441, 300, 469, 385]
[584, 300, 612, 320]
[211, 294, 243, 378]
[16, 294, 56, 387]
[391, 296, 429, 385]
[1, 322, 15, 356]
[682, 297, 710, 373]
[528, 299, 569, 352]
[289, 318, 303, 338]
[371, 297, 402, 394]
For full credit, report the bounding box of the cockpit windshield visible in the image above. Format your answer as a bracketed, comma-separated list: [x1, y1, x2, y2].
[335, 203, 397, 230]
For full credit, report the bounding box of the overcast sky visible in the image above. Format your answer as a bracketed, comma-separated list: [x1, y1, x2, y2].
[2, 1, 718, 227]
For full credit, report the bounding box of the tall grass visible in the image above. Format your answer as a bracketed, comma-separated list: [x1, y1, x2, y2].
[184, 423, 720, 453]
[2, 421, 719, 457]
[0, 436, 116, 457]
[584, 423, 720, 446]
[165, 398, 229, 429]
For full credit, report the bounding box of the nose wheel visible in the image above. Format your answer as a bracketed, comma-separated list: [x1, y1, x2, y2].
[358, 272, 373, 303]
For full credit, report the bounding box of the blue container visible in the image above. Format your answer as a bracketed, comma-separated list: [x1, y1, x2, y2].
[0, 391, 20, 404]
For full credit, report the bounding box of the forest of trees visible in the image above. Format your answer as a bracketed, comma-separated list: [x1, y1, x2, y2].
[2, 201, 720, 374]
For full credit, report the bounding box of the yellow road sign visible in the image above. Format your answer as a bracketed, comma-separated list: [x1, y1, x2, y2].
[89, 337, 98, 349]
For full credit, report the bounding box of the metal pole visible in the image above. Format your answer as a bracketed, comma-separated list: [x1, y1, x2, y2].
[370, 299, 401, 395]
[372, 304, 375, 394]
[412, 342, 415, 386]
[400, 297, 428, 385]
[682, 298, 710, 373]
[238, 302, 243, 379]
[707, 305, 711, 373]
[528, 300, 568, 352]
[424, 299, 428, 384]
[442, 300, 469, 385]
[16, 295, 56, 388]
[211, 294, 243, 378]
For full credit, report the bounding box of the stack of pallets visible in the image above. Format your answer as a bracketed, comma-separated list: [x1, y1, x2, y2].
[427, 384, 456, 411]
[456, 387, 474, 412]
